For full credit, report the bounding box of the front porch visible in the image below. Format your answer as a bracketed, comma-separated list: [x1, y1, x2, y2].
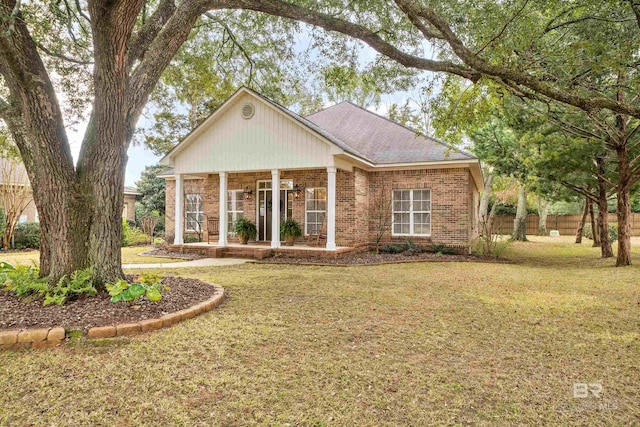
[168, 241, 355, 260]
[173, 166, 342, 251]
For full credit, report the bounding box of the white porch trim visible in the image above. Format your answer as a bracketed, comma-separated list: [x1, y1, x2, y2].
[271, 169, 281, 248]
[218, 172, 228, 246]
[326, 166, 337, 250]
[174, 174, 184, 245]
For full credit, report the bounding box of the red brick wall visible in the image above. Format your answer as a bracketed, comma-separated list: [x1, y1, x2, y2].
[366, 168, 474, 247]
[165, 178, 205, 241]
[165, 167, 477, 248]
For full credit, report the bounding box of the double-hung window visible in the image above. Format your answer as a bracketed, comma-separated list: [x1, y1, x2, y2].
[185, 194, 204, 232]
[227, 190, 244, 234]
[305, 188, 327, 235]
[392, 189, 431, 236]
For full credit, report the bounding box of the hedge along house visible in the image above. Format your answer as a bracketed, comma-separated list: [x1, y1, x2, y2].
[160, 87, 482, 258]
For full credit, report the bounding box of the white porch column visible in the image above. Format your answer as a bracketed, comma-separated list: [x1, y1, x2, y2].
[271, 169, 281, 248]
[218, 172, 228, 246]
[174, 173, 184, 245]
[326, 166, 337, 250]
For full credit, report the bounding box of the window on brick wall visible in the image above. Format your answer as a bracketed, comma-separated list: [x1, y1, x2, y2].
[227, 190, 244, 234]
[392, 189, 431, 236]
[305, 188, 326, 235]
[185, 194, 204, 232]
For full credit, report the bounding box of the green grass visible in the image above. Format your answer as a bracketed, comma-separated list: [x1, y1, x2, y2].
[0, 246, 179, 266]
[0, 238, 638, 425]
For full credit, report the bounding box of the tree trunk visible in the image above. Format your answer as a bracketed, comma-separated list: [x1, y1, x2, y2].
[575, 197, 589, 244]
[511, 184, 528, 241]
[589, 199, 600, 247]
[595, 158, 613, 258]
[478, 172, 494, 225]
[616, 145, 631, 266]
[537, 197, 548, 236]
[0, 0, 205, 284]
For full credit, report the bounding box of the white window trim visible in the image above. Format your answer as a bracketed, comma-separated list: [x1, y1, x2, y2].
[185, 193, 204, 232]
[227, 189, 244, 235]
[305, 187, 327, 236]
[392, 189, 431, 237]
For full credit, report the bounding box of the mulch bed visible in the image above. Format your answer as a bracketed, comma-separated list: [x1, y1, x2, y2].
[0, 275, 216, 333]
[139, 248, 208, 260]
[259, 251, 507, 265]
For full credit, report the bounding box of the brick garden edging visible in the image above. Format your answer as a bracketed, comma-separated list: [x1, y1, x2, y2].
[0, 283, 225, 351]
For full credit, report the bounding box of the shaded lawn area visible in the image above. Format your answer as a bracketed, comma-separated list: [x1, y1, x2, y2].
[0, 246, 179, 266]
[0, 239, 639, 425]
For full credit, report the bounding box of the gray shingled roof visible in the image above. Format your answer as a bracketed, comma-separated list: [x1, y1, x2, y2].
[124, 186, 140, 195]
[305, 102, 475, 164]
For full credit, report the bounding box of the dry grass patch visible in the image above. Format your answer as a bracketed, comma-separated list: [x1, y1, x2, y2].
[0, 246, 179, 266]
[0, 239, 638, 425]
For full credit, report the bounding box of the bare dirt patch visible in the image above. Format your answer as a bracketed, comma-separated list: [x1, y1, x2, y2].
[0, 276, 216, 332]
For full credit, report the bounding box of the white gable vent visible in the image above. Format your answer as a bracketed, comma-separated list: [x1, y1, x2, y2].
[241, 103, 255, 119]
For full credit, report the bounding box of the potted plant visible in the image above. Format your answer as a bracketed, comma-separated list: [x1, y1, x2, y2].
[280, 218, 302, 246]
[232, 216, 257, 244]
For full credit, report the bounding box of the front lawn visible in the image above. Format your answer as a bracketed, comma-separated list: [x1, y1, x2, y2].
[0, 238, 638, 425]
[0, 246, 179, 266]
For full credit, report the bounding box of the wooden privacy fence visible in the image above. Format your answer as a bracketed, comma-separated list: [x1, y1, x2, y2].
[492, 213, 640, 236]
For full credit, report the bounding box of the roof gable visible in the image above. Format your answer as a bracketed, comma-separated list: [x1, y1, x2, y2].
[161, 88, 342, 174]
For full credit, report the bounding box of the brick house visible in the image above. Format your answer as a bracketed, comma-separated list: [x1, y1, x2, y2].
[122, 187, 140, 223]
[160, 87, 482, 254]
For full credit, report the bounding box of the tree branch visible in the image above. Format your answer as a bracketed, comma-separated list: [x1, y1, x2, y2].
[126, 0, 211, 138]
[220, 0, 480, 81]
[128, 0, 177, 69]
[476, 0, 529, 55]
[544, 15, 635, 33]
[626, 0, 640, 29]
[35, 42, 93, 65]
[203, 12, 255, 84]
[391, 0, 640, 118]
[557, 180, 598, 202]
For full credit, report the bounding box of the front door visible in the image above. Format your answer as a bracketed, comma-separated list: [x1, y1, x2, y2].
[257, 188, 272, 241]
[257, 181, 294, 241]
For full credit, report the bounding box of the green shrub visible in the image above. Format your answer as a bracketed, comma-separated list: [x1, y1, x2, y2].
[13, 222, 40, 249]
[106, 273, 165, 303]
[1, 263, 47, 302]
[403, 240, 427, 256]
[280, 218, 303, 238]
[470, 236, 512, 258]
[1, 263, 96, 306]
[583, 223, 618, 243]
[379, 241, 429, 255]
[122, 218, 150, 246]
[122, 218, 131, 246]
[0, 207, 6, 240]
[380, 243, 406, 254]
[429, 242, 458, 255]
[44, 268, 97, 306]
[233, 216, 257, 241]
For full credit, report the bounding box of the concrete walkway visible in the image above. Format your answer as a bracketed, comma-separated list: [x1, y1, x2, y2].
[123, 258, 249, 269]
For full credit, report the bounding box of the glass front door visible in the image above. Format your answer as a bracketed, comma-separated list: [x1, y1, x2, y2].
[257, 181, 294, 241]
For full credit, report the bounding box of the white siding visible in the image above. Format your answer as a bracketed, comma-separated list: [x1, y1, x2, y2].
[173, 93, 336, 174]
